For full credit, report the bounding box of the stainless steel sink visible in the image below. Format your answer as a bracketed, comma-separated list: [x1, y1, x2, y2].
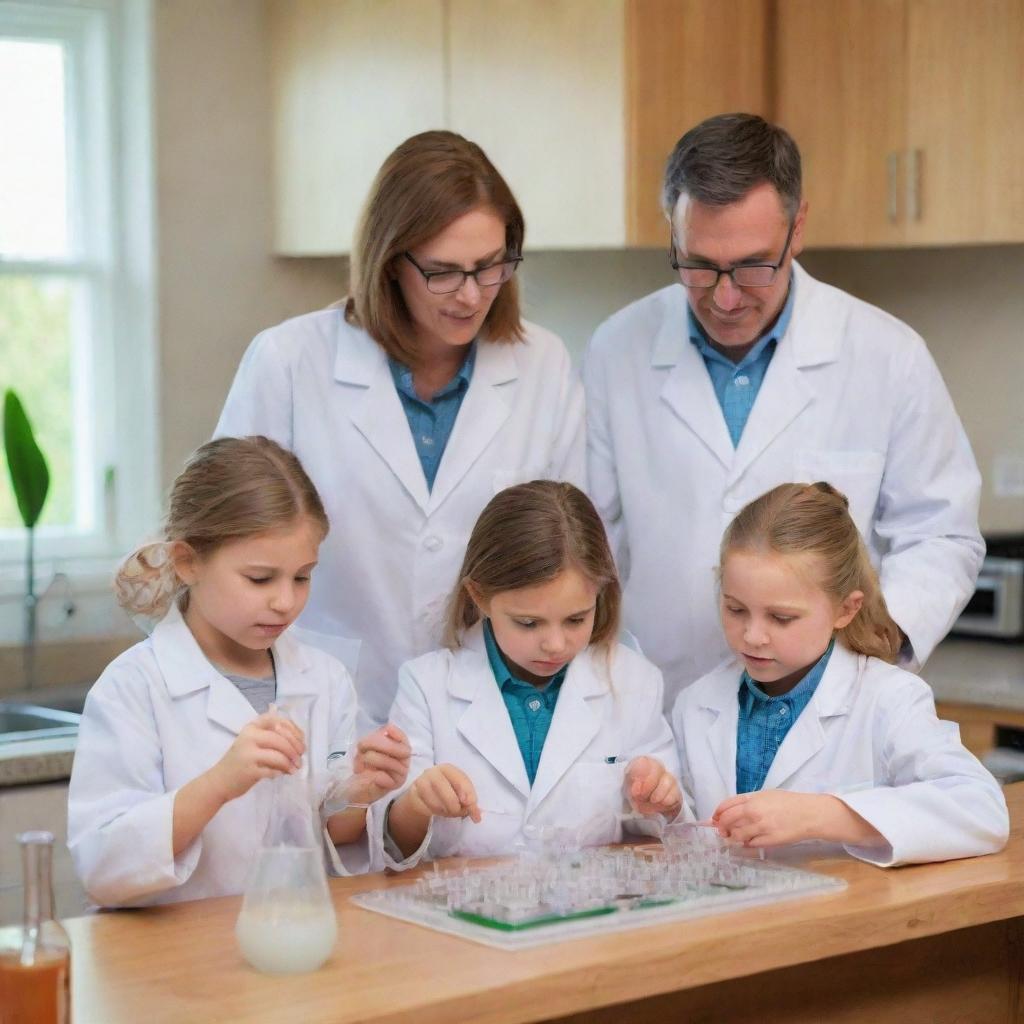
[0, 702, 81, 743]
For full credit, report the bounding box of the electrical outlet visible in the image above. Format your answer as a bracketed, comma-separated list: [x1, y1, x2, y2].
[993, 455, 1024, 498]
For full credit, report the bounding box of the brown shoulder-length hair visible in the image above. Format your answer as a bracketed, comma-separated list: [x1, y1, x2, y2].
[443, 481, 621, 651]
[720, 482, 902, 663]
[345, 130, 525, 366]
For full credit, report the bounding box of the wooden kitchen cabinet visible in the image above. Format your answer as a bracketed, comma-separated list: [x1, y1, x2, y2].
[776, 0, 1024, 248]
[269, 0, 770, 253]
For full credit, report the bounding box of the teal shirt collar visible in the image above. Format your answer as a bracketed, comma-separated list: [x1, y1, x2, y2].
[388, 342, 476, 402]
[688, 279, 796, 369]
[739, 637, 835, 714]
[483, 618, 568, 696]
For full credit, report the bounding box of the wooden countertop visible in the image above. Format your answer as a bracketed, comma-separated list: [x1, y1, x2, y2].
[66, 783, 1024, 1024]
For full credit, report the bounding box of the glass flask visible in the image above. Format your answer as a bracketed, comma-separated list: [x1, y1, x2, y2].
[0, 830, 72, 1024]
[235, 701, 337, 975]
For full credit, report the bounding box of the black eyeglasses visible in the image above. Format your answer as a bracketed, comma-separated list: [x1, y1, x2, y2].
[403, 252, 523, 295]
[669, 217, 796, 289]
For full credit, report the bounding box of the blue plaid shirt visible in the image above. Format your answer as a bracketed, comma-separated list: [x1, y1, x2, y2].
[736, 639, 834, 794]
[483, 619, 568, 787]
[388, 344, 476, 490]
[688, 284, 796, 447]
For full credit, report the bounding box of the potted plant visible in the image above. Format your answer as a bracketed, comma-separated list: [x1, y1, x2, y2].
[3, 389, 50, 691]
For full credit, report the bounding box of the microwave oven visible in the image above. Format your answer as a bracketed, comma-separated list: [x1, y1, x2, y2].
[951, 536, 1024, 640]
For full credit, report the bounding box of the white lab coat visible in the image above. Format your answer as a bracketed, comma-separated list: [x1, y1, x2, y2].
[68, 604, 369, 907]
[371, 624, 682, 870]
[671, 641, 1009, 866]
[582, 263, 984, 709]
[216, 311, 586, 728]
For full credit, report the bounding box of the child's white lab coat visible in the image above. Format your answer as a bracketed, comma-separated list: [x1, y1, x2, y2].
[373, 623, 682, 870]
[68, 604, 368, 906]
[671, 641, 1009, 866]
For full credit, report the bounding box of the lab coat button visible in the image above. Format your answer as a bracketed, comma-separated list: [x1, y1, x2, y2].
[423, 535, 443, 552]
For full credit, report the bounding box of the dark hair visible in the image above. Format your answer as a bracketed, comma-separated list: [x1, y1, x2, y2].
[720, 481, 902, 663]
[115, 436, 329, 618]
[444, 481, 621, 651]
[662, 113, 802, 219]
[345, 130, 525, 365]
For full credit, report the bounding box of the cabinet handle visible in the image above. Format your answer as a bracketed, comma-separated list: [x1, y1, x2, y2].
[907, 148, 923, 222]
[887, 152, 899, 223]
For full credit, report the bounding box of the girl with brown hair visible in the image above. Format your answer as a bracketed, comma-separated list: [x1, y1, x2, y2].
[673, 481, 1007, 866]
[68, 437, 410, 907]
[372, 481, 682, 869]
[217, 131, 584, 732]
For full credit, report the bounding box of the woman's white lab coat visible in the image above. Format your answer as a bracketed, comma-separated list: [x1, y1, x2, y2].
[215, 311, 586, 728]
[68, 604, 368, 907]
[583, 263, 984, 708]
[671, 641, 1009, 866]
[372, 624, 681, 870]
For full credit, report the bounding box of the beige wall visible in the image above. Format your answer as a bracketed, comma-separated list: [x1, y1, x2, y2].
[154, 1, 1024, 535]
[155, 0, 346, 489]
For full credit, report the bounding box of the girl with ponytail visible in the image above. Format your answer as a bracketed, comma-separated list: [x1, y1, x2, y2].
[672, 481, 1008, 867]
[69, 436, 410, 907]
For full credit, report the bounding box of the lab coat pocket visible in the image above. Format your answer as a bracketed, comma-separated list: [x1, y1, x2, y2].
[492, 464, 547, 494]
[794, 449, 886, 534]
[289, 625, 362, 679]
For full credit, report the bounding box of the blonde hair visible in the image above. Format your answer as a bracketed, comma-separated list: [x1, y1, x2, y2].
[115, 436, 329, 619]
[345, 130, 525, 366]
[443, 481, 621, 651]
[720, 482, 902, 662]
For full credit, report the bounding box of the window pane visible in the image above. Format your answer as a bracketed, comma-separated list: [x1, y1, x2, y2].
[0, 276, 75, 529]
[0, 39, 68, 259]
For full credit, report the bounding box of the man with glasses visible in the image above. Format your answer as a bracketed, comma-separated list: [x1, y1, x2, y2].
[583, 113, 983, 709]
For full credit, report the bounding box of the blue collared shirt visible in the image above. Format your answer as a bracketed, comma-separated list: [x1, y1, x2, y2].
[483, 619, 568, 787]
[735, 639, 834, 795]
[388, 344, 476, 490]
[688, 283, 796, 447]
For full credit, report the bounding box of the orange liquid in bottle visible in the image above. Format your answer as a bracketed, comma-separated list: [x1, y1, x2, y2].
[0, 949, 70, 1024]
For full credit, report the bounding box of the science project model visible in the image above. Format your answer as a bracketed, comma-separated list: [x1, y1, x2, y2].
[352, 821, 846, 950]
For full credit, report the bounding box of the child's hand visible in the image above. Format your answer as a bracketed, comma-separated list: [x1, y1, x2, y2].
[399, 763, 480, 823]
[344, 724, 412, 805]
[208, 712, 305, 802]
[714, 791, 885, 848]
[625, 756, 682, 819]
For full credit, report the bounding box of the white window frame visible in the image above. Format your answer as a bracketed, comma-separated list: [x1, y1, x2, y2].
[0, 0, 157, 594]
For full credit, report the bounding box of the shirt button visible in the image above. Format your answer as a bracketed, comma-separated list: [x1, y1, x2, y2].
[528, 699, 541, 712]
[421, 435, 435, 446]
[778, 706, 789, 716]
[423, 535, 443, 552]
[735, 375, 750, 387]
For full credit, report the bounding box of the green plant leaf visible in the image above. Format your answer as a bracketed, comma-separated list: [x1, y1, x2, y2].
[3, 389, 50, 528]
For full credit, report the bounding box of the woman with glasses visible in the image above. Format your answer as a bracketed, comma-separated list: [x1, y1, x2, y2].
[216, 130, 584, 728]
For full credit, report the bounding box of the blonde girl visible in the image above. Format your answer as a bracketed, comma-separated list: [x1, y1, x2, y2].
[375, 481, 682, 869]
[672, 481, 1008, 866]
[69, 436, 410, 907]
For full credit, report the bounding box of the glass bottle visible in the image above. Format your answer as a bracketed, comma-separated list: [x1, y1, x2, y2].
[0, 830, 72, 1024]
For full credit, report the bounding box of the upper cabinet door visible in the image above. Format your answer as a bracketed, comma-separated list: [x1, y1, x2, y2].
[775, 0, 908, 249]
[270, 0, 445, 255]
[904, 0, 1024, 245]
[448, 0, 627, 249]
[626, 0, 771, 246]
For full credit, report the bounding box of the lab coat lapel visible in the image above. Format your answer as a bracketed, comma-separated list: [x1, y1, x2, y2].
[526, 653, 605, 816]
[427, 342, 517, 513]
[761, 643, 859, 790]
[728, 264, 842, 489]
[653, 311, 734, 471]
[698, 686, 739, 801]
[337, 335, 430, 513]
[452, 638, 531, 799]
[153, 604, 256, 737]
